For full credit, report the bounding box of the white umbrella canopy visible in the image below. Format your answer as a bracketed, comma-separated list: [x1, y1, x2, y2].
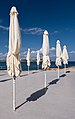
[55, 40, 62, 67]
[26, 48, 30, 67]
[7, 6, 22, 77]
[37, 51, 40, 65]
[42, 30, 50, 87]
[55, 40, 62, 79]
[62, 45, 69, 74]
[26, 48, 30, 74]
[62, 45, 69, 65]
[37, 50, 40, 70]
[7, 6, 22, 111]
[42, 30, 51, 70]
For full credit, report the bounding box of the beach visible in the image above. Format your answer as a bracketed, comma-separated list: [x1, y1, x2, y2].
[0, 67, 75, 119]
[0, 1, 75, 119]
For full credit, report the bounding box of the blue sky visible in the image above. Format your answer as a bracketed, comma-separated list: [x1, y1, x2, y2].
[0, 0, 75, 61]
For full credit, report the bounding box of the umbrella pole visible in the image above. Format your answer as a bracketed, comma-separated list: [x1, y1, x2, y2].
[64, 64, 66, 74]
[13, 77, 16, 111]
[37, 65, 39, 70]
[58, 66, 59, 79]
[28, 66, 29, 74]
[45, 70, 47, 88]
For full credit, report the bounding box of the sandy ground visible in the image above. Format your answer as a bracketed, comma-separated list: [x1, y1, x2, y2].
[50, 66, 75, 71]
[0, 68, 75, 119]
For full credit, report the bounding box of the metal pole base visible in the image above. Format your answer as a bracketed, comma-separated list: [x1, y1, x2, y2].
[13, 77, 16, 111]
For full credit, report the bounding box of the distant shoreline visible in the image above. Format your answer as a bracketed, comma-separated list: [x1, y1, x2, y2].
[0, 59, 42, 62]
[0, 66, 75, 71]
[0, 60, 75, 62]
[0, 60, 75, 71]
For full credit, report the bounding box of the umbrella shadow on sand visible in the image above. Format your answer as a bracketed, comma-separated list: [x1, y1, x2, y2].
[16, 77, 62, 110]
[26, 87, 48, 101]
[32, 71, 39, 74]
[47, 72, 67, 87]
[32, 70, 43, 74]
[20, 72, 38, 77]
[0, 78, 12, 82]
[66, 71, 70, 73]
[16, 74, 66, 110]
[16, 87, 48, 110]
[60, 74, 66, 78]
[20, 70, 42, 77]
[0, 74, 7, 76]
[20, 74, 28, 77]
[47, 78, 60, 87]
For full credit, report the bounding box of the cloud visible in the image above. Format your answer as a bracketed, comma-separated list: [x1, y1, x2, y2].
[0, 53, 3, 56]
[0, 53, 7, 57]
[31, 50, 37, 54]
[32, 47, 56, 54]
[0, 25, 59, 37]
[39, 48, 42, 53]
[3, 53, 7, 57]
[50, 47, 55, 51]
[21, 27, 45, 35]
[69, 51, 75, 54]
[0, 25, 44, 34]
[37, 47, 55, 55]
[20, 51, 27, 55]
[21, 27, 60, 36]
[5, 45, 8, 48]
[0, 25, 9, 31]
[50, 30, 60, 36]
[20, 46, 56, 60]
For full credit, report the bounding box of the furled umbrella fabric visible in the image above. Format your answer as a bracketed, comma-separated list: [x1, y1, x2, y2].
[37, 50, 40, 70]
[42, 30, 50, 87]
[55, 40, 62, 67]
[26, 48, 30, 74]
[7, 6, 22, 111]
[62, 45, 69, 74]
[62, 45, 69, 65]
[37, 51, 40, 65]
[55, 40, 62, 79]
[42, 30, 51, 70]
[7, 7, 22, 78]
[26, 48, 30, 67]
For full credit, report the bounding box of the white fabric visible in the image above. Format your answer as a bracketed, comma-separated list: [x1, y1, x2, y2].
[42, 56, 50, 69]
[42, 31, 49, 56]
[26, 49, 30, 66]
[37, 51, 40, 65]
[7, 6, 22, 77]
[62, 45, 69, 64]
[56, 40, 62, 66]
[56, 57, 62, 66]
[42, 30, 51, 69]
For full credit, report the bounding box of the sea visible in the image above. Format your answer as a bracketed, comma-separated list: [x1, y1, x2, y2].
[0, 61, 75, 71]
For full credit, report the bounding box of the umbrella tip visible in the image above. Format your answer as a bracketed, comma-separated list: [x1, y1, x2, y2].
[63, 45, 67, 48]
[57, 40, 60, 44]
[44, 30, 48, 35]
[28, 48, 30, 51]
[10, 6, 18, 14]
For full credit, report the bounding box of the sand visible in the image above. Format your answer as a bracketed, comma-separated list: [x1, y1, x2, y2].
[0, 67, 75, 119]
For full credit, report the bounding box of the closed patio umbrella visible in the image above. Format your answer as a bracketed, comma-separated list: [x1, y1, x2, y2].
[26, 48, 30, 74]
[7, 6, 22, 111]
[37, 51, 40, 70]
[62, 45, 69, 74]
[55, 40, 62, 79]
[42, 30, 51, 87]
